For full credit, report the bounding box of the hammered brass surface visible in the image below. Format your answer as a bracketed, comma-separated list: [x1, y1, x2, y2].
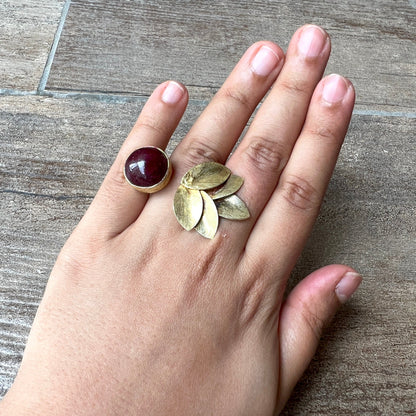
[216, 194, 250, 220]
[195, 191, 219, 239]
[210, 174, 244, 200]
[173, 185, 203, 231]
[174, 162, 249, 238]
[181, 162, 231, 190]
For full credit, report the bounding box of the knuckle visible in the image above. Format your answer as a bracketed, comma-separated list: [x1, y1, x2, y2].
[236, 255, 273, 327]
[56, 250, 85, 281]
[55, 241, 100, 286]
[243, 136, 286, 176]
[183, 139, 224, 167]
[298, 299, 326, 343]
[279, 76, 310, 98]
[133, 115, 166, 136]
[239, 277, 268, 326]
[280, 174, 321, 211]
[99, 163, 130, 203]
[220, 87, 253, 114]
[109, 163, 128, 189]
[307, 124, 338, 142]
[181, 239, 230, 302]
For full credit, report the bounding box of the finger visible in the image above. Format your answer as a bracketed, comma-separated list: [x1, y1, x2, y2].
[170, 41, 284, 177]
[79, 81, 188, 240]
[225, 25, 331, 239]
[245, 74, 355, 275]
[136, 42, 283, 241]
[276, 265, 362, 412]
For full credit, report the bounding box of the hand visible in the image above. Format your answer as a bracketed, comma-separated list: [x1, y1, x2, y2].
[1, 25, 361, 415]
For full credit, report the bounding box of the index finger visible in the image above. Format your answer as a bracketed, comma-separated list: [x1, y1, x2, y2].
[78, 81, 188, 240]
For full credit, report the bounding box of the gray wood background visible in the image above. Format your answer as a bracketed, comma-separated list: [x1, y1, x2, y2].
[1, 0, 415, 414]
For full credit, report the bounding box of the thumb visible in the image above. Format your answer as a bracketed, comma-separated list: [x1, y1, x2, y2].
[276, 265, 362, 412]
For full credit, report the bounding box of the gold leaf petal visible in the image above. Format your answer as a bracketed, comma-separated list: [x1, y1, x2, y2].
[210, 174, 244, 200]
[215, 195, 250, 220]
[195, 191, 219, 239]
[173, 185, 203, 231]
[181, 162, 231, 190]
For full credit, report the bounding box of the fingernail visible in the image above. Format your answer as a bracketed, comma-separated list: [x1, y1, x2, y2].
[335, 272, 362, 304]
[162, 81, 185, 104]
[250, 45, 280, 77]
[298, 25, 327, 58]
[322, 74, 349, 104]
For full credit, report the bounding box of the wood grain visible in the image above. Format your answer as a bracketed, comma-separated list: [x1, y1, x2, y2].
[1, 96, 415, 413]
[0, 0, 65, 91]
[283, 114, 416, 414]
[46, 0, 416, 111]
[1, 0, 415, 413]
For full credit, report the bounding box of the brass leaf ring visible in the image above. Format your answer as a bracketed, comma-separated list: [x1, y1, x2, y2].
[173, 162, 250, 239]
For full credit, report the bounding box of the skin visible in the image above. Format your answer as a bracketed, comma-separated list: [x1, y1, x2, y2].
[1, 25, 361, 415]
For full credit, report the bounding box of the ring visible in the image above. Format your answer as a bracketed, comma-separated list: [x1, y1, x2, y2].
[124, 146, 172, 193]
[173, 162, 250, 239]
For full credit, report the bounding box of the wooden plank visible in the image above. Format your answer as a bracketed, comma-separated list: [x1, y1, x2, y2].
[0, 0, 65, 91]
[283, 281, 416, 415]
[46, 0, 416, 111]
[0, 96, 415, 413]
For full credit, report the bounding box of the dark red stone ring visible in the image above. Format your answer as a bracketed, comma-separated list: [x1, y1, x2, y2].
[124, 146, 172, 193]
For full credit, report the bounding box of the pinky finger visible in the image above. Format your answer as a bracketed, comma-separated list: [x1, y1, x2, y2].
[276, 265, 362, 413]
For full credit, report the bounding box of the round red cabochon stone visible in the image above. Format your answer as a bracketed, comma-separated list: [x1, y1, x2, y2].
[124, 147, 168, 188]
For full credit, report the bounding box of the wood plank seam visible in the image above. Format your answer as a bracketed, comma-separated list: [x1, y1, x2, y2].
[2, 88, 416, 120]
[37, 0, 72, 94]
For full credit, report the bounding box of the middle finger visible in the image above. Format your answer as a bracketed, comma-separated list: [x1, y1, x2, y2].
[170, 41, 285, 172]
[134, 41, 284, 238]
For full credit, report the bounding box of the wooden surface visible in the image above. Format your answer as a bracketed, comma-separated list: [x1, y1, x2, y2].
[0, 0, 65, 91]
[1, 0, 415, 414]
[46, 0, 416, 111]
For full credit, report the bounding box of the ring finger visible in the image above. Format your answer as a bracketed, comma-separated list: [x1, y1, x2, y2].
[226, 25, 331, 239]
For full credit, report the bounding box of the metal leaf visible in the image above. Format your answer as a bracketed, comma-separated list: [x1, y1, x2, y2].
[215, 195, 250, 220]
[181, 162, 231, 190]
[195, 191, 219, 239]
[210, 174, 244, 200]
[173, 185, 203, 231]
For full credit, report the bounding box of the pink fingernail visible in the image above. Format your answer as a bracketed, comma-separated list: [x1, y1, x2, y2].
[322, 74, 349, 104]
[335, 272, 362, 304]
[298, 25, 327, 58]
[162, 81, 185, 104]
[250, 45, 280, 77]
